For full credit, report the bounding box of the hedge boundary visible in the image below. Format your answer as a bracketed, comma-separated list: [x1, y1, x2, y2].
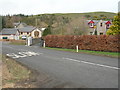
[44, 35, 120, 52]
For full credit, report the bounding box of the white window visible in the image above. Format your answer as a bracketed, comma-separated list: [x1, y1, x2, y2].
[100, 33, 103, 35]
[90, 32, 93, 35]
[90, 23, 93, 27]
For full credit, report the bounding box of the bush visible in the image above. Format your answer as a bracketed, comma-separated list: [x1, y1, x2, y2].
[44, 35, 120, 52]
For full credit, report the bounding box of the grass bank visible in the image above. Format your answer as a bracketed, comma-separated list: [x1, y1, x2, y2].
[1, 55, 33, 88]
[9, 40, 26, 45]
[45, 47, 119, 58]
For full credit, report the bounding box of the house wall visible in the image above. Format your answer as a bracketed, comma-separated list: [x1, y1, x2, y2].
[0, 35, 15, 39]
[19, 28, 42, 38]
[19, 32, 30, 37]
[96, 20, 106, 35]
[31, 28, 42, 38]
[86, 28, 95, 35]
[0, 31, 19, 40]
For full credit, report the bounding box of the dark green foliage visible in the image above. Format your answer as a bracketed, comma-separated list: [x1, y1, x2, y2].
[42, 26, 52, 36]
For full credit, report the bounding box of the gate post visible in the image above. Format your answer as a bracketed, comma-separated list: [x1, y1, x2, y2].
[27, 37, 32, 46]
[43, 41, 46, 48]
[76, 45, 79, 52]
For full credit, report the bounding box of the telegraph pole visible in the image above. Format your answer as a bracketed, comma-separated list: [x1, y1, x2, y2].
[36, 19, 37, 27]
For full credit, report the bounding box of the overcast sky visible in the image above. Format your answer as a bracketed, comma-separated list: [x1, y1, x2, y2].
[0, 0, 119, 15]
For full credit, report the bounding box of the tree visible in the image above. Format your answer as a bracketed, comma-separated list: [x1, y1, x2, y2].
[42, 26, 52, 36]
[107, 13, 120, 35]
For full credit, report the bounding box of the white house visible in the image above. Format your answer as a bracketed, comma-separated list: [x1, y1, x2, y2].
[0, 28, 19, 40]
[0, 22, 44, 40]
[18, 26, 42, 38]
[87, 20, 112, 35]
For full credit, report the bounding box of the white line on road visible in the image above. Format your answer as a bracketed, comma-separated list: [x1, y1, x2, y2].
[63, 58, 119, 70]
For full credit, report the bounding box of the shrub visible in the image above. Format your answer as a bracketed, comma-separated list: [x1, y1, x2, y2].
[44, 35, 120, 52]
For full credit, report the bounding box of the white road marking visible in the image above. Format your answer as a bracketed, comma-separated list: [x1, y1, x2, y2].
[63, 58, 119, 70]
[6, 51, 42, 59]
[6, 53, 21, 59]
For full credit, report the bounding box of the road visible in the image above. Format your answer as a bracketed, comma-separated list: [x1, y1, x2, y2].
[1, 42, 119, 88]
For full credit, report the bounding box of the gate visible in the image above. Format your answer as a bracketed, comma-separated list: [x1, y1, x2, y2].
[26, 37, 44, 47]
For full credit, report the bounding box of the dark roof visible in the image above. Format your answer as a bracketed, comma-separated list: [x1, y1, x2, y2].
[18, 26, 37, 32]
[0, 28, 18, 35]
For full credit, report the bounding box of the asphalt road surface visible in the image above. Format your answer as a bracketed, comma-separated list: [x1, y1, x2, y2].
[1, 42, 119, 88]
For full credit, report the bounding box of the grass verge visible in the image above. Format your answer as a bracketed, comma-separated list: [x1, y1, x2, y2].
[9, 41, 26, 45]
[9, 42, 26, 45]
[1, 55, 70, 88]
[1, 55, 32, 88]
[45, 47, 119, 58]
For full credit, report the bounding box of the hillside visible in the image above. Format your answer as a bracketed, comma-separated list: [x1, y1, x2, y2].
[28, 12, 116, 35]
[2, 12, 117, 35]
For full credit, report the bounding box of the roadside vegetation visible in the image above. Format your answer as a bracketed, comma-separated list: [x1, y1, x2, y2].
[107, 13, 120, 35]
[46, 47, 119, 58]
[1, 55, 32, 88]
[9, 40, 26, 45]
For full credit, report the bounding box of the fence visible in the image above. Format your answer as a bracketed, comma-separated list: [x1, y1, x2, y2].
[44, 35, 120, 52]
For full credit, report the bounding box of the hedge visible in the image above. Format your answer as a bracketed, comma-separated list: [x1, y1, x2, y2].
[44, 35, 120, 52]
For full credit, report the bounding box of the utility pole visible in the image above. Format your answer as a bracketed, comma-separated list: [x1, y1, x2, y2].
[36, 19, 37, 27]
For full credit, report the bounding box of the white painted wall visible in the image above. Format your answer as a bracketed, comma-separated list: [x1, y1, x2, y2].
[96, 20, 107, 35]
[0, 35, 15, 39]
[31, 28, 42, 38]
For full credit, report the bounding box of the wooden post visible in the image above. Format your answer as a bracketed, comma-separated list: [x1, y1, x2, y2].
[43, 41, 46, 48]
[76, 45, 79, 52]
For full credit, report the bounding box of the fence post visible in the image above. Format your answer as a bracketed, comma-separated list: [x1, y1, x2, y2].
[43, 41, 46, 48]
[76, 45, 79, 52]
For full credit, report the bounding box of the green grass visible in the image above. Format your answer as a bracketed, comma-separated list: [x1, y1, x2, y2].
[45, 47, 119, 58]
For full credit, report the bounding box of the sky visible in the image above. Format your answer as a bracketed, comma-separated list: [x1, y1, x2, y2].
[0, 0, 119, 15]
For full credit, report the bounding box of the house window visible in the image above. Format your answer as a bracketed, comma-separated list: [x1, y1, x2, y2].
[90, 32, 93, 35]
[100, 23, 102, 27]
[107, 24, 109, 28]
[90, 23, 93, 27]
[100, 33, 103, 35]
[21, 32, 23, 34]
